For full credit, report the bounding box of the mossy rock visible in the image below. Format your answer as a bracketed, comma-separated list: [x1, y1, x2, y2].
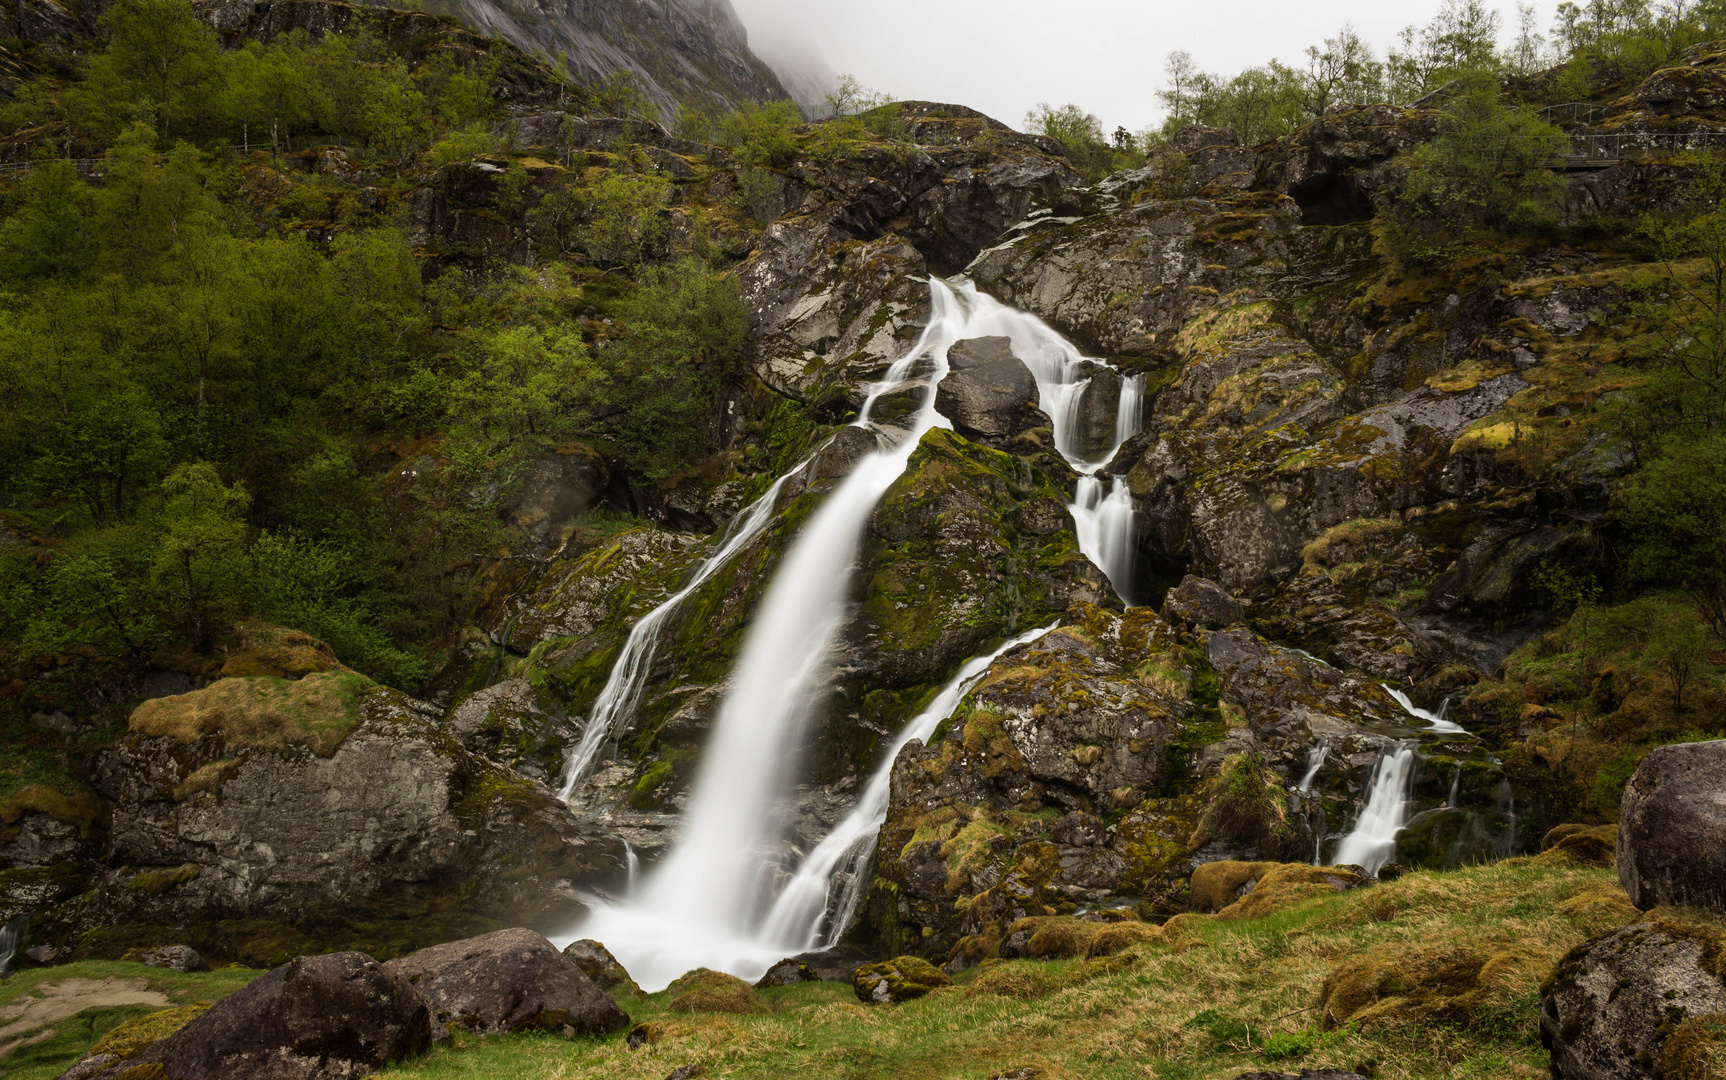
[1005, 915, 1103, 960]
[1320, 942, 1516, 1030]
[90, 1003, 211, 1060]
[853, 955, 953, 1003]
[1188, 860, 1284, 912]
[1540, 823, 1618, 868]
[129, 671, 376, 756]
[1213, 863, 1368, 920]
[962, 959, 1063, 1000]
[218, 622, 344, 680]
[1086, 921, 1162, 958]
[666, 968, 764, 1014]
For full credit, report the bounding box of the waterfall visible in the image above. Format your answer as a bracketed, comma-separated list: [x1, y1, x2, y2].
[624, 840, 639, 895]
[0, 916, 23, 972]
[756, 623, 1058, 953]
[1383, 686, 1466, 734]
[555, 469, 800, 799]
[557, 278, 1148, 990]
[940, 280, 1143, 599]
[1332, 741, 1418, 875]
[1297, 741, 1331, 793]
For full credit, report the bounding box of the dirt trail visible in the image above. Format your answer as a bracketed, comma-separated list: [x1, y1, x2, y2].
[0, 977, 169, 1059]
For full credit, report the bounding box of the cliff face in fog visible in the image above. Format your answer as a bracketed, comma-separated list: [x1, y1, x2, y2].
[421, 0, 789, 118]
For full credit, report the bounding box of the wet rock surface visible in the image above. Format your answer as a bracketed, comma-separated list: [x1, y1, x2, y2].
[934, 336, 1045, 443]
[386, 928, 628, 1038]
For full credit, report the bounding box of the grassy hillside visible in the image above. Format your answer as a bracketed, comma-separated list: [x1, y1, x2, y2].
[0, 849, 1656, 1080]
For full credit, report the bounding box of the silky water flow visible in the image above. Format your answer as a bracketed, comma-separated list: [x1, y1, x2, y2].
[556, 278, 1144, 989]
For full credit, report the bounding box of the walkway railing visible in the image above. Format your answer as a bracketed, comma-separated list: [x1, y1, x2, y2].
[1565, 130, 1726, 159]
[1541, 101, 1612, 126]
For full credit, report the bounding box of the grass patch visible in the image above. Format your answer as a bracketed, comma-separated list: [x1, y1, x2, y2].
[129, 670, 377, 756]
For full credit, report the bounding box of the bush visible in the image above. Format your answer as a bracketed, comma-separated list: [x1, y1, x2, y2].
[1622, 434, 1726, 640]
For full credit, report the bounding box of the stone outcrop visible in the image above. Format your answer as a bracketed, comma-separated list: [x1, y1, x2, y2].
[385, 928, 629, 1038]
[1618, 741, 1726, 914]
[1541, 912, 1726, 1080]
[76, 951, 433, 1080]
[934, 337, 1046, 444]
[85, 669, 620, 961]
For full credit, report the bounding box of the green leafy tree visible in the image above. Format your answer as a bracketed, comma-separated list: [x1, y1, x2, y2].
[152, 461, 249, 646]
[225, 37, 313, 151]
[715, 100, 802, 168]
[598, 258, 747, 476]
[1380, 75, 1568, 261]
[27, 528, 166, 656]
[0, 162, 96, 280]
[1299, 25, 1384, 117]
[580, 171, 673, 268]
[1632, 161, 1726, 436]
[1622, 433, 1726, 640]
[79, 0, 223, 141]
[1387, 0, 1503, 102]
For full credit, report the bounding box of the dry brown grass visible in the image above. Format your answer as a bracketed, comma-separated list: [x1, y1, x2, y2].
[1664, 1014, 1726, 1080]
[0, 783, 104, 833]
[130, 671, 375, 756]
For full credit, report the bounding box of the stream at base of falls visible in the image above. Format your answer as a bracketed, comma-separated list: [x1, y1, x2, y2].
[553, 277, 1146, 990]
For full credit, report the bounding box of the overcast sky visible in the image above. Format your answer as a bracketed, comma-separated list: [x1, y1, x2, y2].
[735, 0, 1559, 133]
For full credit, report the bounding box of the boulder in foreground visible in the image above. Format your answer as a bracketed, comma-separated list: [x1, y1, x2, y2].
[1617, 740, 1726, 914]
[75, 951, 431, 1079]
[386, 928, 628, 1038]
[1540, 911, 1726, 1080]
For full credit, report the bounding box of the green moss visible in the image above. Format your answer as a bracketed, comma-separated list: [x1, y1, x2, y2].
[628, 760, 676, 810]
[127, 864, 201, 895]
[129, 672, 375, 756]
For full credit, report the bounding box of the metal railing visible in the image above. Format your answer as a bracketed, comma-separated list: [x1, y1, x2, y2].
[1541, 101, 1612, 126]
[1565, 130, 1726, 159]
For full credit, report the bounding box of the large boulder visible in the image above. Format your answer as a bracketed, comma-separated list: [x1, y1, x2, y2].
[1540, 913, 1726, 1080]
[385, 928, 628, 1038]
[561, 938, 641, 996]
[1618, 741, 1726, 914]
[79, 951, 433, 1079]
[934, 336, 1044, 443]
[1162, 575, 1246, 631]
[87, 668, 620, 962]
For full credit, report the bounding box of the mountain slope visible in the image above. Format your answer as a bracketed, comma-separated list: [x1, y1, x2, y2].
[419, 0, 789, 119]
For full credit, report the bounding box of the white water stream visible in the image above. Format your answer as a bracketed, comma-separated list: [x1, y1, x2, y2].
[557, 278, 1145, 989]
[756, 622, 1058, 954]
[1383, 686, 1466, 733]
[1332, 741, 1418, 875]
[555, 470, 802, 797]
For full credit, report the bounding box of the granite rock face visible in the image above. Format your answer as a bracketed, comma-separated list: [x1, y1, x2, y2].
[1541, 915, 1726, 1080]
[1617, 740, 1726, 914]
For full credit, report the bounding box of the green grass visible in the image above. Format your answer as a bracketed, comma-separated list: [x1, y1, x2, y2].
[0, 960, 263, 1080]
[0, 855, 1670, 1080]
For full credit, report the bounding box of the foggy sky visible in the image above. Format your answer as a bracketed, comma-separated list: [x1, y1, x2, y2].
[735, 0, 1560, 134]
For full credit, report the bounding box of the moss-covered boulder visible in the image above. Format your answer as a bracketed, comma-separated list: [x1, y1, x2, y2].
[667, 968, 764, 1014]
[853, 955, 952, 1003]
[1213, 862, 1369, 920]
[86, 659, 621, 960]
[1540, 910, 1726, 1080]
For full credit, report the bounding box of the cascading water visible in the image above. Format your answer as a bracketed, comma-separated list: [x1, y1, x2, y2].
[0, 916, 24, 973]
[756, 623, 1058, 953]
[933, 280, 1144, 598]
[1297, 740, 1331, 792]
[1332, 741, 1418, 874]
[558, 278, 1146, 990]
[1383, 686, 1465, 734]
[555, 469, 800, 799]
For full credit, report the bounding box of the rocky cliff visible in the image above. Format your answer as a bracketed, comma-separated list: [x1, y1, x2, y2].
[418, 0, 789, 119]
